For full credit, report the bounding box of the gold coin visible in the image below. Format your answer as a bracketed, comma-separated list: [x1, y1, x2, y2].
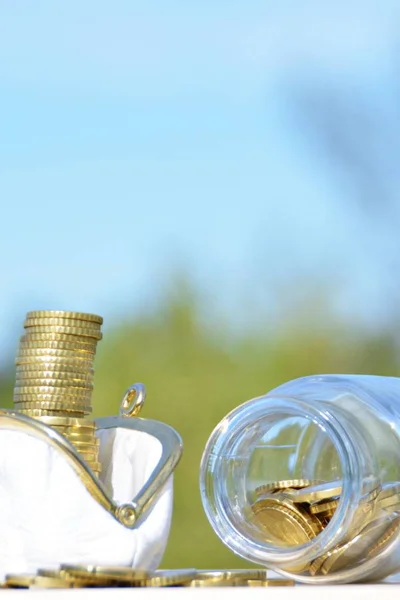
[367, 514, 400, 558]
[14, 385, 92, 395]
[61, 564, 151, 584]
[14, 377, 94, 389]
[290, 481, 343, 504]
[196, 569, 268, 583]
[14, 398, 92, 410]
[291, 476, 379, 504]
[18, 342, 96, 353]
[30, 576, 77, 589]
[376, 483, 400, 511]
[16, 372, 94, 384]
[16, 368, 93, 376]
[65, 434, 100, 450]
[21, 332, 99, 344]
[5, 573, 78, 589]
[252, 493, 322, 546]
[36, 570, 85, 587]
[239, 580, 295, 587]
[26, 310, 103, 324]
[14, 395, 92, 405]
[17, 409, 85, 417]
[308, 553, 327, 576]
[16, 357, 94, 369]
[16, 356, 94, 368]
[23, 325, 102, 340]
[314, 509, 336, 522]
[312, 515, 394, 575]
[364, 484, 382, 504]
[71, 445, 100, 455]
[14, 396, 91, 406]
[190, 570, 282, 587]
[52, 426, 96, 435]
[54, 431, 98, 441]
[15, 396, 91, 409]
[62, 428, 98, 436]
[5, 574, 36, 588]
[14, 398, 91, 408]
[190, 579, 230, 587]
[14, 402, 91, 413]
[68, 436, 100, 446]
[15, 376, 94, 386]
[16, 361, 94, 373]
[76, 452, 98, 462]
[82, 460, 102, 471]
[29, 415, 95, 427]
[24, 317, 102, 330]
[144, 569, 197, 587]
[310, 498, 339, 515]
[255, 480, 321, 496]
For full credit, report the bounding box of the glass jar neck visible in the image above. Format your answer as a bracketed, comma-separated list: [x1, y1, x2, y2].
[201, 393, 365, 570]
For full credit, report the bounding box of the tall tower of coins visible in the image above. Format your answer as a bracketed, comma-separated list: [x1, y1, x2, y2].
[13, 310, 103, 477]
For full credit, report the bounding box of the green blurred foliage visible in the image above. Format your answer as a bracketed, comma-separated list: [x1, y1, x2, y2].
[0, 285, 398, 568]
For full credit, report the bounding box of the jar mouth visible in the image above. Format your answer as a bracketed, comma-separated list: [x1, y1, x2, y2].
[200, 393, 363, 571]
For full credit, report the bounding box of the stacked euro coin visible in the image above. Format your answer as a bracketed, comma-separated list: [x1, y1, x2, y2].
[13, 310, 103, 477]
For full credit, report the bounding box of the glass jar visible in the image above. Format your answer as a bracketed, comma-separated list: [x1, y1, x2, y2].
[200, 375, 400, 584]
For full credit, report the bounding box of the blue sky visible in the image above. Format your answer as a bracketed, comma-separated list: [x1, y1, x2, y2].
[0, 1, 399, 361]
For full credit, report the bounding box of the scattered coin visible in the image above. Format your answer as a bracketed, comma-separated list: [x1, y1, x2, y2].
[236, 579, 295, 587]
[61, 564, 152, 584]
[138, 569, 197, 587]
[4, 567, 291, 589]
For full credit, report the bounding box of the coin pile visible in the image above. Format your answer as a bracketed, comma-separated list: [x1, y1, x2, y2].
[2, 567, 294, 588]
[13, 310, 103, 477]
[252, 478, 400, 576]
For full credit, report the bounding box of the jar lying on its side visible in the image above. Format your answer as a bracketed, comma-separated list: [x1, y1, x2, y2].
[200, 375, 400, 584]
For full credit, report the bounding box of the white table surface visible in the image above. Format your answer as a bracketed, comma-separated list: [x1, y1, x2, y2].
[0, 579, 399, 599]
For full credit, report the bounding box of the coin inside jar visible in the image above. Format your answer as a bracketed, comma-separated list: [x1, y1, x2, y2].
[252, 492, 323, 547]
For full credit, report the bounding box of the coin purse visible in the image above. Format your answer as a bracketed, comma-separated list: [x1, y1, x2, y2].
[0, 383, 182, 579]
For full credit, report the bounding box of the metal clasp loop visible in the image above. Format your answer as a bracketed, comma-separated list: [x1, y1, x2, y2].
[120, 383, 146, 417]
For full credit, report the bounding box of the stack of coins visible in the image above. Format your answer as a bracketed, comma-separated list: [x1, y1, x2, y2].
[251, 477, 400, 576]
[2, 567, 295, 589]
[13, 310, 103, 477]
